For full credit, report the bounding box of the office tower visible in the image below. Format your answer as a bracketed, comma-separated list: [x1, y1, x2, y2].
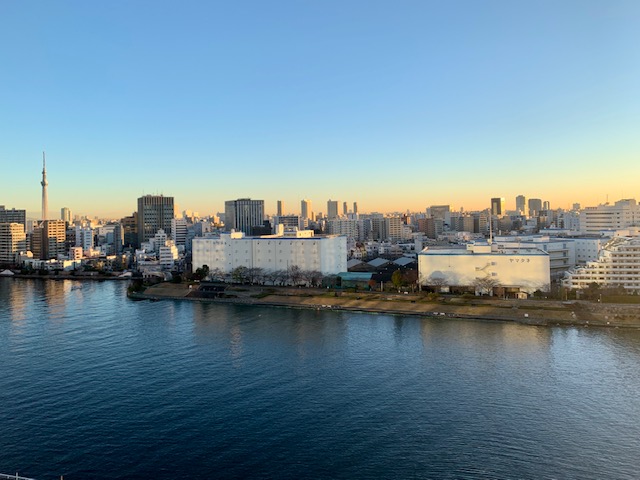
[343, 201, 348, 215]
[543, 201, 550, 211]
[61, 207, 72, 224]
[327, 200, 339, 219]
[171, 217, 188, 246]
[491, 197, 505, 216]
[277, 200, 284, 216]
[301, 199, 311, 219]
[0, 206, 26, 227]
[515, 195, 526, 215]
[528, 198, 543, 217]
[224, 198, 264, 236]
[75, 225, 94, 252]
[353, 202, 358, 214]
[0, 223, 26, 264]
[137, 195, 175, 247]
[42, 220, 66, 259]
[41, 152, 48, 221]
[121, 213, 138, 248]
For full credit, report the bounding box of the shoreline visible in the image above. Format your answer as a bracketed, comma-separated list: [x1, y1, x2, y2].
[5, 273, 129, 281]
[130, 283, 640, 329]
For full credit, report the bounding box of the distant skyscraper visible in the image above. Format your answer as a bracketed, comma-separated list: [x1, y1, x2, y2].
[515, 195, 526, 215]
[343, 201, 348, 215]
[353, 202, 358, 214]
[277, 200, 284, 216]
[528, 198, 543, 217]
[491, 197, 505, 216]
[61, 207, 72, 224]
[327, 200, 339, 219]
[301, 199, 311, 219]
[543, 200, 550, 211]
[224, 198, 264, 235]
[41, 152, 48, 221]
[137, 195, 175, 247]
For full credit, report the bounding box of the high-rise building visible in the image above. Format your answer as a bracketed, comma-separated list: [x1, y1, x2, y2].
[137, 195, 175, 247]
[277, 200, 284, 216]
[224, 198, 264, 236]
[543, 201, 550, 211]
[528, 198, 543, 217]
[42, 220, 66, 260]
[41, 152, 48, 221]
[327, 200, 339, 219]
[75, 225, 94, 253]
[343, 202, 348, 215]
[0, 223, 26, 265]
[353, 202, 358, 214]
[515, 195, 527, 215]
[121, 213, 138, 248]
[491, 197, 505, 216]
[0, 206, 26, 227]
[61, 207, 72, 224]
[301, 199, 311, 219]
[171, 217, 188, 247]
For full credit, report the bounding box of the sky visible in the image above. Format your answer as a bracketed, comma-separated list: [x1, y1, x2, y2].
[1, 0, 639, 219]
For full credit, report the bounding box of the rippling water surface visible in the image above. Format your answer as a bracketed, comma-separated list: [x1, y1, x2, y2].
[1, 278, 640, 479]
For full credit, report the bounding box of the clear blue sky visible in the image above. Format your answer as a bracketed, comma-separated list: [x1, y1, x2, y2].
[1, 0, 638, 219]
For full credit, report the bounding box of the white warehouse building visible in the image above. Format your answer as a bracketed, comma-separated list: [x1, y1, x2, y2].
[418, 242, 550, 296]
[192, 230, 347, 277]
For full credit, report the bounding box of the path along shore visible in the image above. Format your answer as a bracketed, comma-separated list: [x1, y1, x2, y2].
[130, 283, 640, 329]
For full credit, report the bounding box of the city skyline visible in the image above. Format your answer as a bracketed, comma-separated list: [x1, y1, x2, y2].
[1, 1, 638, 217]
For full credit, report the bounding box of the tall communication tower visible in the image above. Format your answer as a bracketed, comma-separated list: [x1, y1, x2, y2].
[41, 151, 48, 221]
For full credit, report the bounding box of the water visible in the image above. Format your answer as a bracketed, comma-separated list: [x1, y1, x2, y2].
[1, 278, 640, 479]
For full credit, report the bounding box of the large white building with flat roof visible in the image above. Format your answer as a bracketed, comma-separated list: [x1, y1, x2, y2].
[581, 199, 640, 234]
[418, 242, 550, 295]
[192, 230, 346, 276]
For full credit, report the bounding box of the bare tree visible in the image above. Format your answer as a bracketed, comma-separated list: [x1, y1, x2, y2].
[231, 266, 249, 284]
[263, 269, 279, 286]
[247, 267, 264, 285]
[288, 265, 302, 286]
[473, 275, 500, 296]
[274, 269, 288, 286]
[427, 274, 448, 293]
[210, 267, 225, 282]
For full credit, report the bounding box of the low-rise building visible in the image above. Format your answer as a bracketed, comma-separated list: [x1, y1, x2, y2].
[192, 230, 346, 277]
[418, 242, 550, 296]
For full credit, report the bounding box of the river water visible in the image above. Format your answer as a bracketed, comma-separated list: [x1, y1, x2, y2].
[1, 278, 640, 479]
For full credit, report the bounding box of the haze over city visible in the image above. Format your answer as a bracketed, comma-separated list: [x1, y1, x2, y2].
[1, 0, 639, 218]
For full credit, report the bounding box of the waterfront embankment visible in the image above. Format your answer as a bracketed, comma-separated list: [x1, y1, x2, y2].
[130, 283, 640, 328]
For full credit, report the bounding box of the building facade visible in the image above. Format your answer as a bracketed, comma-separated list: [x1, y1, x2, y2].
[563, 236, 640, 292]
[192, 231, 347, 277]
[0, 223, 27, 264]
[0, 206, 26, 227]
[581, 199, 640, 234]
[224, 198, 264, 236]
[137, 195, 175, 246]
[418, 242, 550, 295]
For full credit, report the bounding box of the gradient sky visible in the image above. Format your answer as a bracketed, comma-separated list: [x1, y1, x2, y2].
[1, 0, 639, 219]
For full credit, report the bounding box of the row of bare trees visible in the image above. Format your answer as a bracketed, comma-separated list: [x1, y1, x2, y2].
[424, 273, 501, 295]
[202, 265, 325, 287]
